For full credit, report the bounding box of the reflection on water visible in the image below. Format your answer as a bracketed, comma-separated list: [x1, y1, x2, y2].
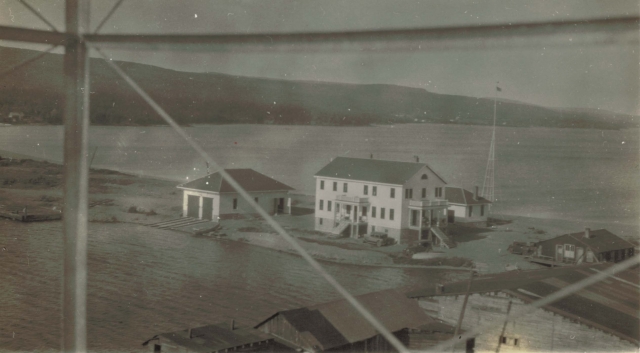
[0, 124, 637, 227]
[0, 221, 440, 351]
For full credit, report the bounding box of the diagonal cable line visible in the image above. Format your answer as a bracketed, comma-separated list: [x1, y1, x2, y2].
[424, 255, 640, 352]
[18, 0, 59, 32]
[91, 45, 410, 353]
[93, 0, 125, 34]
[590, 268, 640, 289]
[84, 16, 639, 53]
[0, 44, 57, 83]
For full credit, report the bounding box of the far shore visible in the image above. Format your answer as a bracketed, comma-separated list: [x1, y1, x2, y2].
[3, 120, 639, 130]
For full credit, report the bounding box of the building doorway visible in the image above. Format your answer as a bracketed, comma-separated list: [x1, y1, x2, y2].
[276, 198, 285, 213]
[576, 247, 584, 263]
[447, 210, 455, 223]
[187, 195, 199, 218]
[556, 244, 564, 262]
[202, 197, 213, 220]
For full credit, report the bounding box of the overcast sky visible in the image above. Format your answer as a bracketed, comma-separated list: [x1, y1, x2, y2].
[1, 0, 638, 115]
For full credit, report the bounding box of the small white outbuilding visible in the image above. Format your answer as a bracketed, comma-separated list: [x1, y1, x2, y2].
[177, 168, 294, 220]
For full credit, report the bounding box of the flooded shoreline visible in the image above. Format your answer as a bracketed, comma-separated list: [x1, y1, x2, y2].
[0, 220, 448, 351]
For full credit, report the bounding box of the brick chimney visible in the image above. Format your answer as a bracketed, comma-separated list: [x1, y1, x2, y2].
[584, 228, 591, 239]
[435, 283, 445, 294]
[474, 186, 479, 201]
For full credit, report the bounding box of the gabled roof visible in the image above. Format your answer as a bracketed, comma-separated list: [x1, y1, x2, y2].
[539, 229, 635, 254]
[407, 264, 640, 344]
[256, 289, 434, 351]
[177, 169, 294, 193]
[444, 187, 491, 205]
[280, 308, 350, 349]
[156, 322, 273, 352]
[314, 157, 446, 185]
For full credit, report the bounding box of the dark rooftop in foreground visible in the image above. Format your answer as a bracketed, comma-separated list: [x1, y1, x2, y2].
[177, 168, 294, 193]
[256, 288, 435, 351]
[315, 157, 446, 185]
[406, 263, 640, 344]
[151, 322, 274, 352]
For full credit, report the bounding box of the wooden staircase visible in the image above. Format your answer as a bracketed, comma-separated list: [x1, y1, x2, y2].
[431, 226, 456, 249]
[331, 219, 351, 236]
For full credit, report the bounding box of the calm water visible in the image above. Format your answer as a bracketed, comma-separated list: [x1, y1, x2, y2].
[0, 124, 637, 227]
[0, 220, 434, 351]
[0, 124, 638, 351]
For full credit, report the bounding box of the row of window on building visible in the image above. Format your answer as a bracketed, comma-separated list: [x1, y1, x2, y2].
[319, 180, 442, 200]
[318, 200, 395, 220]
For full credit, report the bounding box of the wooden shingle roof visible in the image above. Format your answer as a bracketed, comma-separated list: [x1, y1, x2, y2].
[539, 229, 635, 254]
[444, 186, 491, 205]
[256, 289, 435, 351]
[314, 157, 446, 185]
[155, 322, 273, 352]
[177, 169, 294, 193]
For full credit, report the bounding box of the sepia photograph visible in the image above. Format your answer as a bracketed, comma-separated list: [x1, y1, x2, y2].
[0, 1, 638, 352]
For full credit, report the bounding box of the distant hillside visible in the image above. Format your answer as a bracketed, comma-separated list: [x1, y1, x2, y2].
[0, 46, 638, 129]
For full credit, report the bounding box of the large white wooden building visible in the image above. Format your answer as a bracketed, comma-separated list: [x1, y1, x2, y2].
[177, 169, 293, 220]
[314, 157, 451, 245]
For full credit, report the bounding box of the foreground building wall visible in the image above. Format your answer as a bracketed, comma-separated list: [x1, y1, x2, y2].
[182, 189, 219, 219]
[418, 293, 636, 352]
[219, 191, 291, 218]
[448, 204, 487, 222]
[181, 190, 290, 220]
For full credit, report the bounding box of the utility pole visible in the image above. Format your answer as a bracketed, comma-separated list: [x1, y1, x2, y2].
[62, 1, 90, 351]
[482, 83, 500, 205]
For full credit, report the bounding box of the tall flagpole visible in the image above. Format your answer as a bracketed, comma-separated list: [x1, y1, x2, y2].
[481, 83, 499, 208]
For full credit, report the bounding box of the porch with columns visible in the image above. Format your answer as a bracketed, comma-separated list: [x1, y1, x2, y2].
[333, 195, 369, 238]
[408, 200, 449, 243]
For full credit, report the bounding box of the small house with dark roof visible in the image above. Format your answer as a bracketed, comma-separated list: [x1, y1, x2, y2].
[254, 289, 469, 352]
[529, 228, 635, 266]
[177, 169, 294, 220]
[444, 186, 492, 223]
[143, 321, 283, 353]
[407, 263, 639, 352]
[314, 156, 452, 246]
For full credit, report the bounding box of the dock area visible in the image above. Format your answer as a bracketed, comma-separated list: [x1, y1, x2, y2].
[146, 217, 220, 235]
[0, 205, 62, 222]
[523, 256, 570, 267]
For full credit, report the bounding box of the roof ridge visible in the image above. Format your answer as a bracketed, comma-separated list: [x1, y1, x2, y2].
[335, 156, 426, 165]
[588, 229, 637, 248]
[424, 164, 447, 184]
[567, 233, 591, 249]
[334, 157, 447, 184]
[216, 172, 223, 191]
